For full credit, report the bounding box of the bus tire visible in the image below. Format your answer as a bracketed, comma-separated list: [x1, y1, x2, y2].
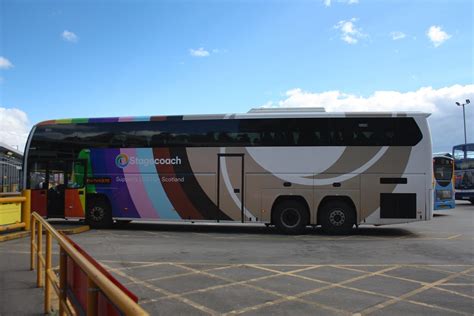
[273, 200, 309, 235]
[86, 198, 113, 229]
[320, 200, 355, 235]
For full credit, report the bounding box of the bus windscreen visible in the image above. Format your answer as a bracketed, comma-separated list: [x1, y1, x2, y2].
[433, 158, 453, 182]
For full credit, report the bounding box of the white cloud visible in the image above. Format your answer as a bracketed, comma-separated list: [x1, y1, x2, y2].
[323, 0, 331, 7]
[189, 48, 210, 57]
[334, 18, 367, 44]
[426, 25, 451, 47]
[0, 107, 30, 152]
[391, 31, 406, 40]
[260, 84, 474, 152]
[61, 30, 79, 43]
[0, 56, 14, 69]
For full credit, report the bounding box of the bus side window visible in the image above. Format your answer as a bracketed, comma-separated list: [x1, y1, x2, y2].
[261, 132, 273, 145]
[29, 162, 47, 190]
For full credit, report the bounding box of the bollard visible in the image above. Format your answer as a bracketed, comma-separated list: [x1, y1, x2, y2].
[22, 190, 31, 231]
[30, 218, 36, 270]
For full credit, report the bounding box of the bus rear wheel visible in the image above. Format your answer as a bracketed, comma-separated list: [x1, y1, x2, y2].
[320, 200, 355, 235]
[273, 200, 309, 235]
[86, 198, 112, 229]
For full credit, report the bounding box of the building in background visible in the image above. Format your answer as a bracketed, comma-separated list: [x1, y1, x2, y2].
[0, 142, 22, 193]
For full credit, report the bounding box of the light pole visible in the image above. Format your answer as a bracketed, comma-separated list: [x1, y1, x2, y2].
[455, 99, 470, 145]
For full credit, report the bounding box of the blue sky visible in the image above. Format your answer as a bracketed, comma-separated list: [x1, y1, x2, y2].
[0, 0, 473, 152]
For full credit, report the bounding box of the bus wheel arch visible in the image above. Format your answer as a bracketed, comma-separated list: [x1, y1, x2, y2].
[271, 196, 310, 234]
[86, 194, 113, 229]
[318, 196, 357, 235]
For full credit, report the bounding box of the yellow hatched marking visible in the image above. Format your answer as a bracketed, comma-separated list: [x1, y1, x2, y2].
[432, 286, 474, 300]
[334, 265, 474, 300]
[100, 261, 474, 315]
[138, 264, 345, 314]
[101, 263, 220, 315]
[140, 264, 319, 302]
[248, 264, 473, 316]
[123, 264, 241, 286]
[223, 265, 400, 315]
[106, 262, 166, 272]
[171, 263, 348, 316]
[402, 299, 470, 315]
[361, 267, 474, 315]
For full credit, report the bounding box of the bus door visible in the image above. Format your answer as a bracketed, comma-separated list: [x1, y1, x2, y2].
[218, 154, 244, 222]
[64, 160, 86, 218]
[29, 161, 48, 216]
[46, 161, 66, 218]
[29, 160, 86, 218]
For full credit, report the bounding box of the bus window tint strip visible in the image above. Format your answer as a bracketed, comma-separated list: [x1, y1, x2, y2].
[30, 117, 423, 152]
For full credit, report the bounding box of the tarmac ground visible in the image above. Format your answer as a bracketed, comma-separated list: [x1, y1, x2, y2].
[0, 201, 473, 315]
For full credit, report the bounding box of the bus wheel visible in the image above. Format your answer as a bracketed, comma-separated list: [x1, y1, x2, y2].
[86, 198, 112, 229]
[273, 200, 309, 235]
[320, 200, 355, 235]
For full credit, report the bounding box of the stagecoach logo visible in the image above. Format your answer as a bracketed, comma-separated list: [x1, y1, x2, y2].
[115, 153, 182, 169]
[115, 153, 130, 168]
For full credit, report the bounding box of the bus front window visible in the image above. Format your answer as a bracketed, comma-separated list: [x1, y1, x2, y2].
[434, 159, 453, 181]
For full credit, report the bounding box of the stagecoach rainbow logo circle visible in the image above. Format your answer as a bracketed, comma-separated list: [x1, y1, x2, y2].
[115, 153, 129, 169]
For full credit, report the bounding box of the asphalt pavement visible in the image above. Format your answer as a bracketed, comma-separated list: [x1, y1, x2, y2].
[0, 201, 472, 315]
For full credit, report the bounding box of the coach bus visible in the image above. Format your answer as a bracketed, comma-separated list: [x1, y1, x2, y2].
[432, 154, 455, 210]
[453, 143, 474, 204]
[23, 108, 433, 234]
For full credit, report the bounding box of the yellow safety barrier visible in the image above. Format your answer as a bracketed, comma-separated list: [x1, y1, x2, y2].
[0, 190, 31, 241]
[0, 196, 25, 225]
[31, 212, 148, 316]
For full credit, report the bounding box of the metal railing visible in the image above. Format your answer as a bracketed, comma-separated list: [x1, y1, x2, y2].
[0, 156, 22, 193]
[31, 212, 148, 316]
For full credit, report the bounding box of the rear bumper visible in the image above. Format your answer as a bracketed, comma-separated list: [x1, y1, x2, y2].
[434, 200, 456, 210]
[455, 192, 474, 200]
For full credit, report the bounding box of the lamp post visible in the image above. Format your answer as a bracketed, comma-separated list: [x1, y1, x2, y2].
[455, 99, 470, 145]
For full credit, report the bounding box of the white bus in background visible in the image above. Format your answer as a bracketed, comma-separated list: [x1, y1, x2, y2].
[24, 108, 433, 234]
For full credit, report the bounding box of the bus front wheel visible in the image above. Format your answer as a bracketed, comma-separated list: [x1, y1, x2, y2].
[320, 200, 355, 235]
[273, 200, 309, 235]
[86, 198, 113, 229]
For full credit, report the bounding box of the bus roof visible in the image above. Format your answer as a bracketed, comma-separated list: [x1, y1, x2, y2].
[36, 109, 431, 126]
[433, 153, 453, 159]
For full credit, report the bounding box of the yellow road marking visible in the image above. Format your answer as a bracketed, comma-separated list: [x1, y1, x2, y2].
[101, 262, 220, 315]
[335, 265, 474, 300]
[360, 267, 474, 315]
[242, 264, 474, 316]
[224, 265, 400, 315]
[173, 263, 348, 316]
[106, 262, 166, 273]
[102, 261, 473, 315]
[122, 264, 240, 286]
[136, 263, 345, 314]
